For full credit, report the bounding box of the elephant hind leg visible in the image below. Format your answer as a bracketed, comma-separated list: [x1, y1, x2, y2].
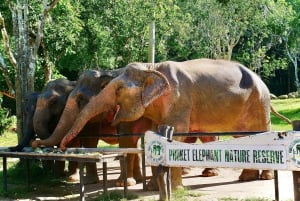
[202, 168, 219, 177]
[260, 170, 273, 180]
[239, 169, 260, 181]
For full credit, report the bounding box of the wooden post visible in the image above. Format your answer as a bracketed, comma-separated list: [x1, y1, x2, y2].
[79, 162, 85, 201]
[141, 136, 147, 191]
[292, 120, 300, 201]
[123, 154, 128, 198]
[2, 157, 7, 191]
[156, 125, 174, 201]
[148, 21, 155, 66]
[103, 161, 107, 196]
[25, 159, 30, 189]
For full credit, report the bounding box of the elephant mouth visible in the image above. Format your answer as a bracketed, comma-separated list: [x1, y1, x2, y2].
[112, 104, 121, 124]
[104, 105, 120, 126]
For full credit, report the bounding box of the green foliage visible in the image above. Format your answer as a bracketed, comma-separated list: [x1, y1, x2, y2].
[0, 96, 13, 136]
[0, 160, 68, 199]
[93, 190, 138, 201]
[0, 0, 300, 97]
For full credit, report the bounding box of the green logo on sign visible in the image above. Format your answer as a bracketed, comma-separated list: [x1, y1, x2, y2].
[147, 140, 164, 164]
[289, 139, 300, 167]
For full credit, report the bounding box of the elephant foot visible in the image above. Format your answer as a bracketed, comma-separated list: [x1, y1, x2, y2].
[202, 168, 219, 177]
[172, 184, 184, 191]
[239, 169, 260, 181]
[66, 174, 79, 183]
[260, 170, 273, 180]
[84, 175, 99, 184]
[171, 167, 183, 191]
[146, 178, 159, 191]
[115, 177, 136, 187]
[134, 175, 143, 184]
[66, 169, 79, 183]
[182, 167, 191, 175]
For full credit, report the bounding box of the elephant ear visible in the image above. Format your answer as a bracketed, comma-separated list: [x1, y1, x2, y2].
[141, 70, 170, 107]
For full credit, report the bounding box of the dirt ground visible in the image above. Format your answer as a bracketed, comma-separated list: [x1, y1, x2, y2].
[2, 158, 294, 201]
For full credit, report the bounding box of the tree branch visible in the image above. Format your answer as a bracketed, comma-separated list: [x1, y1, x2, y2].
[0, 54, 15, 96]
[0, 13, 17, 70]
[0, 91, 15, 99]
[32, 0, 60, 64]
[45, 0, 61, 15]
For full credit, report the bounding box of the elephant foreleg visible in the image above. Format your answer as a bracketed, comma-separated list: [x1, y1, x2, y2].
[199, 136, 219, 177]
[116, 153, 137, 186]
[81, 138, 99, 184]
[84, 162, 99, 184]
[53, 160, 66, 177]
[133, 154, 143, 183]
[116, 127, 141, 187]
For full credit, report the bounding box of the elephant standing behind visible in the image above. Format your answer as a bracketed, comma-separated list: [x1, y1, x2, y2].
[9, 92, 39, 152]
[32, 69, 152, 186]
[9, 78, 76, 176]
[33, 78, 77, 176]
[59, 59, 274, 191]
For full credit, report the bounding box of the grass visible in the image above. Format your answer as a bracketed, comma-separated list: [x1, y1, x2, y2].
[92, 191, 139, 201]
[271, 98, 300, 131]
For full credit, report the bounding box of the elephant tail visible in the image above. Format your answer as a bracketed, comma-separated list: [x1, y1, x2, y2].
[270, 105, 292, 124]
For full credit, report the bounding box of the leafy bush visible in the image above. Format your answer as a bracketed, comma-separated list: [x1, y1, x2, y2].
[0, 95, 13, 136]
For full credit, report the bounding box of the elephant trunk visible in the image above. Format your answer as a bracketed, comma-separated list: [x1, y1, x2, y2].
[32, 98, 79, 148]
[33, 107, 51, 140]
[60, 83, 118, 150]
[10, 115, 35, 151]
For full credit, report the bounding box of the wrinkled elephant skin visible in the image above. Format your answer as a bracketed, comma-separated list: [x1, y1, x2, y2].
[60, 59, 272, 190]
[33, 78, 77, 176]
[32, 69, 150, 186]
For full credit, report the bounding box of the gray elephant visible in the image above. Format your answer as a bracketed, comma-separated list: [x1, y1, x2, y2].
[9, 92, 39, 152]
[9, 78, 76, 176]
[32, 69, 152, 185]
[33, 78, 77, 176]
[59, 59, 276, 191]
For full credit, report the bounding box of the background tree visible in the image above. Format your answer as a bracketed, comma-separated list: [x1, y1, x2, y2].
[284, 0, 300, 94]
[0, 0, 60, 143]
[0, 0, 299, 145]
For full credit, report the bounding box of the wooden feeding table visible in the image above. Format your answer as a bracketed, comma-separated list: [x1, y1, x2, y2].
[0, 147, 142, 201]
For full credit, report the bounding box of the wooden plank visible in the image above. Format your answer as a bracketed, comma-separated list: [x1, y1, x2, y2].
[0, 151, 102, 162]
[65, 147, 143, 154]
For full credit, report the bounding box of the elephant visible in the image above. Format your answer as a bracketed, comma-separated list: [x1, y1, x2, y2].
[32, 69, 152, 186]
[9, 92, 40, 152]
[33, 78, 77, 176]
[9, 78, 76, 176]
[58, 58, 276, 191]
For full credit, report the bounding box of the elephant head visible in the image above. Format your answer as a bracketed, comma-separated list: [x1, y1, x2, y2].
[60, 63, 170, 149]
[33, 78, 76, 140]
[31, 69, 121, 147]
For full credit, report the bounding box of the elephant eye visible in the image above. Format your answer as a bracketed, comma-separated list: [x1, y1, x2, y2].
[49, 96, 58, 106]
[116, 86, 123, 97]
[77, 94, 88, 109]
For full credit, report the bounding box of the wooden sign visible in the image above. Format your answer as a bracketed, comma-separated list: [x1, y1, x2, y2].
[145, 130, 300, 171]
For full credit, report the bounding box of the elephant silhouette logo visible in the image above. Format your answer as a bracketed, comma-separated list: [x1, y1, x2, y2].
[289, 140, 300, 167]
[147, 140, 165, 164]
